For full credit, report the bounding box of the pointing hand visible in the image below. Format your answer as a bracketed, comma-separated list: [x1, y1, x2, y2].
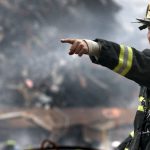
[61, 38, 89, 57]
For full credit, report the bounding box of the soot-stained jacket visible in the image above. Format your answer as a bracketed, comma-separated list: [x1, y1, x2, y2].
[89, 39, 150, 150]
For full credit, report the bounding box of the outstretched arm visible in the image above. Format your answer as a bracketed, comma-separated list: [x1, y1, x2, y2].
[61, 38, 150, 87]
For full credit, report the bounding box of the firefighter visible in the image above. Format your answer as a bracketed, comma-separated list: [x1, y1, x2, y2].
[61, 3, 150, 150]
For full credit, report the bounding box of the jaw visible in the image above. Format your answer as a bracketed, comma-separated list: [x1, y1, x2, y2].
[147, 32, 150, 43]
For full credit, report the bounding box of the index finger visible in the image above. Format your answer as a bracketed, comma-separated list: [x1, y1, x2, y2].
[61, 38, 76, 44]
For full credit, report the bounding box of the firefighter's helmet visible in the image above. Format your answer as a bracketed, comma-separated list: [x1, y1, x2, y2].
[137, 4, 150, 30]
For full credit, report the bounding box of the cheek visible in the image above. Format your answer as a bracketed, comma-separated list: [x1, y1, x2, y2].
[147, 32, 150, 42]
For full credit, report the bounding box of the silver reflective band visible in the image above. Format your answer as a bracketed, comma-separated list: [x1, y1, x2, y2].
[113, 45, 133, 76]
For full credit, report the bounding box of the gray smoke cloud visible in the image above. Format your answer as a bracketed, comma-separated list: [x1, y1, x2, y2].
[0, 0, 125, 108]
[0, 0, 148, 148]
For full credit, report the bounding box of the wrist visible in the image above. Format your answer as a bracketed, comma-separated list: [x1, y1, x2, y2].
[83, 39, 100, 57]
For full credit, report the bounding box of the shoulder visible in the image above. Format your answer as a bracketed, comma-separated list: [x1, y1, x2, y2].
[142, 49, 150, 56]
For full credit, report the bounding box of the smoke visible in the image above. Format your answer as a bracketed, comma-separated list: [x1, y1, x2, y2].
[0, 0, 126, 108]
[0, 1, 143, 118]
[0, 0, 146, 148]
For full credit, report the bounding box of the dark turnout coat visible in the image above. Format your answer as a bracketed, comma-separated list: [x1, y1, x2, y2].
[89, 39, 150, 150]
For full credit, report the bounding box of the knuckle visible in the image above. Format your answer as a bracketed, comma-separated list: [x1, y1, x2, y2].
[76, 41, 80, 45]
[78, 51, 83, 55]
[75, 51, 79, 54]
[79, 44, 84, 47]
[82, 48, 86, 51]
[70, 48, 75, 52]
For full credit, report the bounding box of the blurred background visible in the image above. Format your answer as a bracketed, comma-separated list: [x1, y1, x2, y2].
[0, 0, 149, 150]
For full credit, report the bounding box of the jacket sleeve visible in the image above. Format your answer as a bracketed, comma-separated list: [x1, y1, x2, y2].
[89, 39, 150, 87]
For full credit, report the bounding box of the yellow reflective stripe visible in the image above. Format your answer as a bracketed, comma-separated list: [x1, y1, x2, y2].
[139, 96, 144, 102]
[113, 45, 133, 76]
[124, 148, 129, 150]
[113, 45, 124, 73]
[121, 47, 133, 76]
[130, 131, 134, 137]
[138, 105, 144, 112]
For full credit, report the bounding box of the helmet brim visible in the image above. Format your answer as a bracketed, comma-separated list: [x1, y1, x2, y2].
[136, 18, 150, 30]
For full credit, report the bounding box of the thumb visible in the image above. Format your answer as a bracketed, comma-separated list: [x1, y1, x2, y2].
[61, 38, 76, 44]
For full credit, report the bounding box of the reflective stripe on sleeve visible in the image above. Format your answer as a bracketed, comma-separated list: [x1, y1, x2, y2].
[113, 45, 124, 73]
[121, 47, 133, 76]
[113, 45, 133, 76]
